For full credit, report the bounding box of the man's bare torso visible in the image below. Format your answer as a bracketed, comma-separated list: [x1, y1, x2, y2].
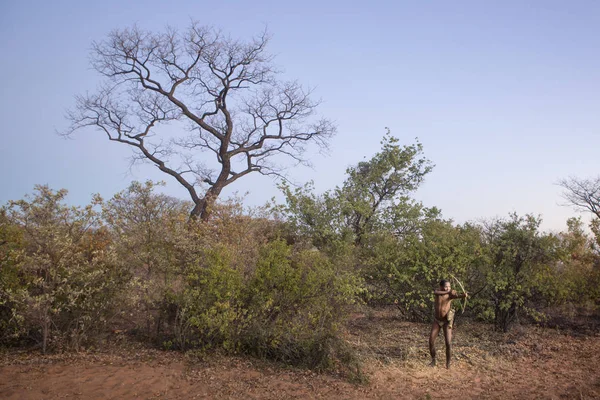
[434, 290, 458, 320]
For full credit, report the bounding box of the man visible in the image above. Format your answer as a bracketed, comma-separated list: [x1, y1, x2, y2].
[429, 279, 468, 369]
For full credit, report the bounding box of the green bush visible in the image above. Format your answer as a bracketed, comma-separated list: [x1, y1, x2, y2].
[175, 245, 245, 351]
[241, 240, 361, 368]
[1, 186, 129, 352]
[361, 221, 485, 321]
[169, 237, 362, 369]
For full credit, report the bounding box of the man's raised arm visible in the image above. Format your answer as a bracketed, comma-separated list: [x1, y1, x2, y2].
[449, 290, 469, 299]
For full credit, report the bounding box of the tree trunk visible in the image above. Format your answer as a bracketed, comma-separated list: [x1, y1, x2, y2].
[42, 308, 49, 354]
[190, 182, 227, 222]
[189, 200, 204, 221]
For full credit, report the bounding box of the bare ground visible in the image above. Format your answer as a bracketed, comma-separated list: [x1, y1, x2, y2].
[1, 309, 599, 399]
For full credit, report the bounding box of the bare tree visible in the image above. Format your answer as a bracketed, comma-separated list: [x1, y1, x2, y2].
[65, 23, 335, 221]
[558, 176, 600, 219]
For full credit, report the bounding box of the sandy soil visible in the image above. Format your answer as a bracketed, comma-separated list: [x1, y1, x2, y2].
[1, 311, 599, 399]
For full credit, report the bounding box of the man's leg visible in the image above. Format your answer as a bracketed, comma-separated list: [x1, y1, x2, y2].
[443, 324, 453, 369]
[429, 321, 441, 366]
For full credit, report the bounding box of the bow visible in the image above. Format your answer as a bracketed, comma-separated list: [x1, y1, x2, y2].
[449, 274, 467, 315]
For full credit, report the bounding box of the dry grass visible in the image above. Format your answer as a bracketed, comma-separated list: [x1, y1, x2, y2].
[345, 306, 600, 399]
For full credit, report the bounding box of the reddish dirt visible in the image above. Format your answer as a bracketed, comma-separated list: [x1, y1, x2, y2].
[1, 312, 599, 399]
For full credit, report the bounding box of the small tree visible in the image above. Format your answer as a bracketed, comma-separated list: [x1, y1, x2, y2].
[278, 131, 433, 247]
[65, 23, 335, 221]
[339, 130, 433, 244]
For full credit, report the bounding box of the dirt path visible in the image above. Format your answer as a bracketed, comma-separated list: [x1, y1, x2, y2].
[2, 316, 599, 399]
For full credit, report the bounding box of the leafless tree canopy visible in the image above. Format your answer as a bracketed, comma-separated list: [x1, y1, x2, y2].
[558, 176, 600, 219]
[65, 23, 335, 220]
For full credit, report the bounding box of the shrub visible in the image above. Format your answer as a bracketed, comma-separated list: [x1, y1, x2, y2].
[171, 237, 363, 369]
[2, 186, 129, 352]
[241, 240, 361, 368]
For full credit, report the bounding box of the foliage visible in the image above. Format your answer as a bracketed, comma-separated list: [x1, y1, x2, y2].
[339, 130, 433, 244]
[0, 209, 26, 344]
[100, 182, 363, 367]
[362, 219, 486, 321]
[277, 130, 434, 248]
[277, 131, 600, 332]
[1, 186, 129, 352]
[479, 214, 557, 331]
[276, 181, 354, 251]
[3, 148, 600, 372]
[170, 235, 362, 368]
[0, 183, 363, 370]
[102, 181, 189, 342]
[241, 240, 362, 368]
[175, 245, 245, 351]
[548, 218, 600, 304]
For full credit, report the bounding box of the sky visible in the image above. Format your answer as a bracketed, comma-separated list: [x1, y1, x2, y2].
[1, 0, 599, 233]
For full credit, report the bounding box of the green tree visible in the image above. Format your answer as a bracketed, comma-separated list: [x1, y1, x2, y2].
[339, 130, 433, 245]
[277, 131, 439, 319]
[276, 181, 354, 251]
[278, 130, 433, 248]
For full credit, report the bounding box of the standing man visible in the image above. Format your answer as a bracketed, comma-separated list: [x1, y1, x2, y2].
[429, 279, 468, 369]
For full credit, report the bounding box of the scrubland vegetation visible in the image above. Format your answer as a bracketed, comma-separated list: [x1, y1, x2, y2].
[2, 134, 599, 383]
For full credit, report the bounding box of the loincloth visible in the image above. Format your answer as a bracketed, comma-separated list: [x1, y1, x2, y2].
[434, 309, 455, 329]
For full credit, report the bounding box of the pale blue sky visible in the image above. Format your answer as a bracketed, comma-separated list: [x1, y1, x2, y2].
[1, 1, 599, 232]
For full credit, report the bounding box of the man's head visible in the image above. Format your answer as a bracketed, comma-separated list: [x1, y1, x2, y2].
[439, 279, 451, 291]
